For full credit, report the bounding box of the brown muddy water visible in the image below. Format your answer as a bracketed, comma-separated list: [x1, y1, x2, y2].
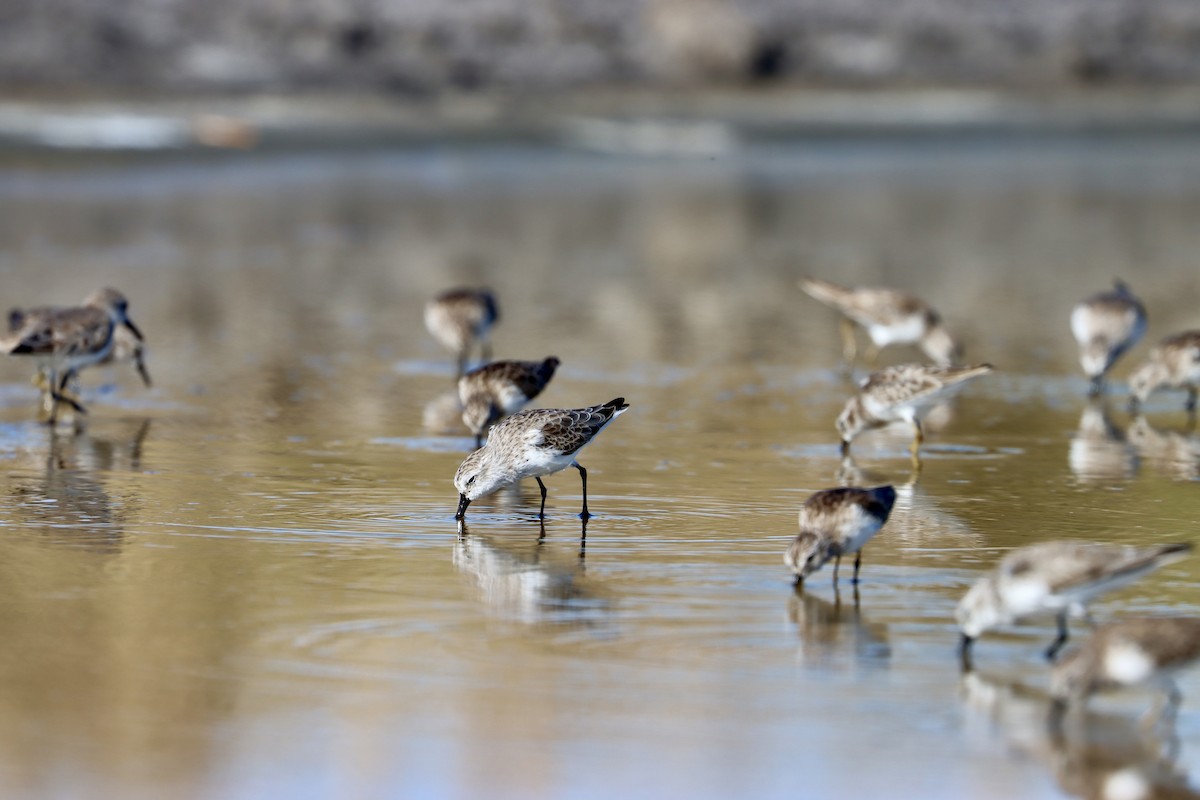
[1, 134, 1200, 799]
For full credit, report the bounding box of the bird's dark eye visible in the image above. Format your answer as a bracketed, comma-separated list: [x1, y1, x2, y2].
[466, 475, 476, 486]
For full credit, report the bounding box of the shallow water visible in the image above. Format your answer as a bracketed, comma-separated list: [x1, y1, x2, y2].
[2, 136, 1200, 798]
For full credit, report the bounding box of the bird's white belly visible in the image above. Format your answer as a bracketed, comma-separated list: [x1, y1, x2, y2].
[495, 385, 530, 414]
[867, 316, 924, 347]
[1070, 306, 1096, 347]
[1104, 642, 1155, 685]
[842, 519, 883, 554]
[514, 447, 575, 480]
[1002, 579, 1053, 618]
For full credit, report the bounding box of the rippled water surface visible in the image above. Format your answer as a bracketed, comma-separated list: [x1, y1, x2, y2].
[2, 136, 1200, 798]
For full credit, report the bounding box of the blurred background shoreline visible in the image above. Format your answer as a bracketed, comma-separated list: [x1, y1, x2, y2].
[4, 87, 1200, 156]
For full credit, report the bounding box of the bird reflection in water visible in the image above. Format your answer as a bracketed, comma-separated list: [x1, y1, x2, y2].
[423, 389, 468, 437]
[1128, 415, 1200, 481]
[1069, 400, 1138, 484]
[961, 670, 1195, 800]
[8, 419, 151, 552]
[787, 585, 890, 667]
[453, 518, 608, 630]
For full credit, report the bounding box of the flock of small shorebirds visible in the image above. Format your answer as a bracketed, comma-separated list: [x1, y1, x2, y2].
[5, 280, 1200, 730]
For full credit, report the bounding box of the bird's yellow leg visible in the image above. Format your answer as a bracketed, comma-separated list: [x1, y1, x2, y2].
[839, 318, 858, 364]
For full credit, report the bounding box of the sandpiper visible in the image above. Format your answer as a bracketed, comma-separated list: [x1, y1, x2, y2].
[1051, 617, 1200, 716]
[1, 288, 143, 423]
[957, 541, 1192, 667]
[1129, 330, 1200, 414]
[424, 288, 500, 376]
[799, 277, 959, 367]
[1070, 280, 1147, 396]
[10, 305, 151, 401]
[458, 357, 560, 448]
[836, 363, 993, 461]
[785, 485, 897, 586]
[454, 397, 628, 521]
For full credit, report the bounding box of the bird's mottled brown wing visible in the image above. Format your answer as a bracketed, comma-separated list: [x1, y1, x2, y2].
[859, 365, 946, 404]
[494, 399, 625, 456]
[537, 405, 618, 455]
[1007, 542, 1185, 595]
[1162, 330, 1200, 362]
[4, 306, 111, 357]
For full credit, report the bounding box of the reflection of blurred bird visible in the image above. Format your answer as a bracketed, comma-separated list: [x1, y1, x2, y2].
[1068, 400, 1138, 483]
[1127, 415, 1200, 480]
[2, 288, 145, 424]
[1129, 330, 1200, 414]
[957, 541, 1192, 666]
[836, 363, 993, 462]
[9, 420, 151, 553]
[799, 277, 959, 367]
[1070, 280, 1146, 396]
[787, 587, 890, 666]
[422, 389, 467, 436]
[453, 524, 607, 627]
[424, 288, 499, 377]
[458, 357, 559, 448]
[785, 485, 896, 586]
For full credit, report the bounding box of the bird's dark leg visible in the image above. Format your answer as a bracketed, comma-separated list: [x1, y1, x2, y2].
[455, 351, 468, 379]
[575, 463, 590, 519]
[832, 554, 842, 587]
[1045, 611, 1070, 661]
[536, 476, 548, 519]
[474, 433, 483, 449]
[959, 634, 975, 672]
[481, 340, 492, 363]
[1088, 375, 1104, 397]
[48, 371, 87, 424]
[852, 551, 863, 584]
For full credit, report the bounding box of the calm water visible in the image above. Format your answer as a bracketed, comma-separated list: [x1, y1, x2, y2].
[2, 136, 1200, 799]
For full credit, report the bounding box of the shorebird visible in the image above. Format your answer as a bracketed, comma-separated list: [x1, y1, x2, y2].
[1, 288, 144, 424]
[424, 288, 499, 376]
[1129, 330, 1200, 415]
[1051, 617, 1200, 718]
[799, 277, 959, 367]
[785, 485, 896, 587]
[454, 397, 628, 521]
[836, 363, 993, 462]
[1070, 280, 1147, 396]
[10, 304, 151, 409]
[956, 541, 1192, 668]
[458, 357, 560, 448]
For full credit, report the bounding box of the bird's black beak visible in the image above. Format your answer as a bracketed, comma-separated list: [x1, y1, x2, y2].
[455, 494, 471, 521]
[123, 318, 144, 342]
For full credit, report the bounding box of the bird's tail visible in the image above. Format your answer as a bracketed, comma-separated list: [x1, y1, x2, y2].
[941, 363, 995, 385]
[798, 277, 853, 310]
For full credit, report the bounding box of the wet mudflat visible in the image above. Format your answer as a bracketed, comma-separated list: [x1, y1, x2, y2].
[1, 135, 1200, 798]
